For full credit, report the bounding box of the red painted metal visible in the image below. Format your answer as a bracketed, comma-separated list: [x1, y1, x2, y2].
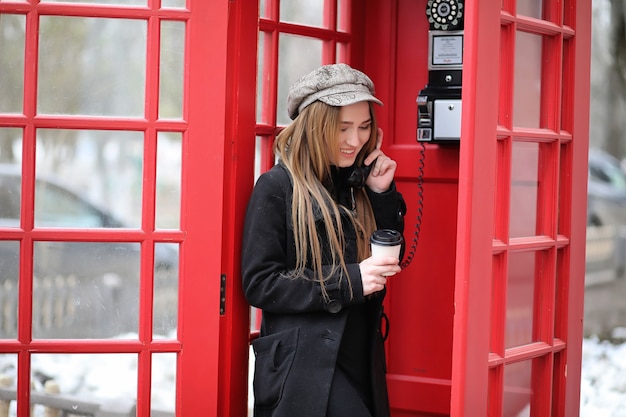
[449, 0, 501, 414]
[178, 1, 230, 414]
[0, 1, 236, 416]
[0, 0, 591, 416]
[217, 0, 258, 415]
[561, 0, 592, 414]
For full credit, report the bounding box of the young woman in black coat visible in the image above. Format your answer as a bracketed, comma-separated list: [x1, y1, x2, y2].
[241, 63, 406, 417]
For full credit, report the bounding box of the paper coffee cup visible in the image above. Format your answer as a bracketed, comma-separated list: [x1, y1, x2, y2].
[370, 229, 403, 276]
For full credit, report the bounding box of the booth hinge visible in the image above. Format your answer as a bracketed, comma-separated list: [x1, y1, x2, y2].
[220, 274, 226, 315]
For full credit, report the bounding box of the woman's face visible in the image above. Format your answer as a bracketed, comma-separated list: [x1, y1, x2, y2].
[333, 101, 372, 167]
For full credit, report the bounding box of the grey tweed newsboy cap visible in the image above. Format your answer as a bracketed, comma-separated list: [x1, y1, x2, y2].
[287, 63, 383, 120]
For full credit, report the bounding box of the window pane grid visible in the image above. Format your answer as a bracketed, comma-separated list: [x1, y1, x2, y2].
[0, 2, 188, 416]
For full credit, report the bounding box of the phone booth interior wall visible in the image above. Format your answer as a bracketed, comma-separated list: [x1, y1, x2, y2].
[363, 1, 459, 415]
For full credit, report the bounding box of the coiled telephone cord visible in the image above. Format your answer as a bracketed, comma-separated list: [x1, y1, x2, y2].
[400, 141, 426, 269]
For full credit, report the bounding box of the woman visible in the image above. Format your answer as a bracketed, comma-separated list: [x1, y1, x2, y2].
[241, 63, 406, 417]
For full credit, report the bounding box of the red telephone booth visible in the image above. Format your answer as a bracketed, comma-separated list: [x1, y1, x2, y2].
[0, 0, 590, 416]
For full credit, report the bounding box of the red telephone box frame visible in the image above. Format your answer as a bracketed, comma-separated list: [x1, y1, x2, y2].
[0, 0, 591, 415]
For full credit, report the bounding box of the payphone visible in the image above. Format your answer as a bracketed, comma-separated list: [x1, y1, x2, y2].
[417, 0, 464, 143]
[397, 0, 465, 269]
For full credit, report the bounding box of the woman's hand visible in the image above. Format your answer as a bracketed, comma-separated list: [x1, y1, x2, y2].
[364, 128, 397, 193]
[359, 255, 401, 296]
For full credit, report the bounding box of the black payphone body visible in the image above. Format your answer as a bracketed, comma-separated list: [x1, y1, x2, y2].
[417, 0, 464, 144]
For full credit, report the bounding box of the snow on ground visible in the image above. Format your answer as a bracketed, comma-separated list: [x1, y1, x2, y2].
[580, 333, 626, 417]
[1, 332, 626, 416]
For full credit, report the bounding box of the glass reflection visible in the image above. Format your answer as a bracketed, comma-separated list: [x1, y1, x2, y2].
[257, 31, 268, 124]
[42, 0, 145, 4]
[509, 141, 539, 238]
[514, 32, 543, 128]
[0, 163, 21, 228]
[277, 35, 322, 126]
[0, 14, 25, 114]
[159, 21, 185, 120]
[154, 243, 179, 336]
[0, 354, 17, 416]
[38, 16, 146, 117]
[506, 251, 540, 348]
[260, 0, 270, 19]
[30, 354, 137, 415]
[151, 353, 176, 414]
[337, 0, 348, 32]
[517, 0, 544, 19]
[0, 243, 19, 339]
[503, 360, 533, 417]
[0, 129, 22, 180]
[35, 129, 143, 229]
[156, 132, 181, 230]
[32, 241, 140, 339]
[162, 0, 186, 8]
[280, 0, 325, 27]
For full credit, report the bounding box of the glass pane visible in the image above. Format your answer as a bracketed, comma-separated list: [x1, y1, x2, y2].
[509, 141, 539, 237]
[561, 38, 574, 132]
[260, 0, 271, 19]
[0, 354, 17, 415]
[41, 0, 146, 5]
[554, 248, 565, 339]
[0, 165, 21, 228]
[257, 31, 270, 124]
[30, 354, 137, 414]
[494, 139, 509, 240]
[337, 0, 348, 32]
[517, 0, 543, 19]
[151, 353, 176, 414]
[280, 0, 325, 27]
[32, 242, 140, 339]
[0, 245, 19, 339]
[156, 132, 181, 229]
[159, 21, 185, 120]
[503, 360, 533, 417]
[506, 251, 540, 348]
[254, 136, 263, 180]
[0, 14, 25, 114]
[0, 128, 22, 168]
[514, 32, 542, 128]
[337, 42, 349, 63]
[35, 129, 143, 229]
[38, 16, 146, 117]
[162, 0, 186, 8]
[490, 253, 506, 353]
[153, 243, 179, 336]
[277, 34, 323, 125]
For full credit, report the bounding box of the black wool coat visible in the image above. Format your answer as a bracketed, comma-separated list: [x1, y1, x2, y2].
[241, 163, 406, 417]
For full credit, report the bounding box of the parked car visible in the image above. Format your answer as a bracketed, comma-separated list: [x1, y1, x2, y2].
[587, 148, 626, 227]
[0, 164, 179, 338]
[585, 148, 626, 284]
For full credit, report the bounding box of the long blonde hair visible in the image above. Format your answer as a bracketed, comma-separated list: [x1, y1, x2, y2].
[274, 101, 379, 300]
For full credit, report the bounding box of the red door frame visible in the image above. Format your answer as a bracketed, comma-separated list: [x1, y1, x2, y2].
[449, 1, 591, 415]
[0, 1, 252, 415]
[217, 0, 258, 415]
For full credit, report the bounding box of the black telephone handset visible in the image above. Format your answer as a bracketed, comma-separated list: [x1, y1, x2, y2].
[346, 162, 373, 189]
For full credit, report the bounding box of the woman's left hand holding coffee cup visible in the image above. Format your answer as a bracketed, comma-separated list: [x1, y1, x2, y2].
[370, 229, 403, 276]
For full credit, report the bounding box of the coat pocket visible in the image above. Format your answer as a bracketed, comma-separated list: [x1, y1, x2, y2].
[251, 327, 299, 409]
